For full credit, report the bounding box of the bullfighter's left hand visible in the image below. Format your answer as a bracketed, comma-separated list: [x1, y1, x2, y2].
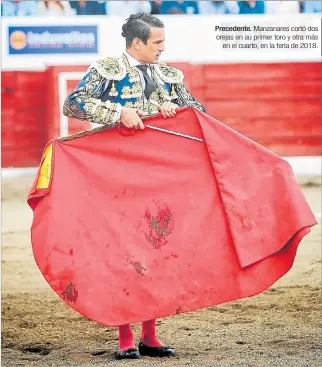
[158, 102, 179, 118]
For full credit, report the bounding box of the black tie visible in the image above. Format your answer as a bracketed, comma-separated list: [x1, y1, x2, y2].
[136, 64, 156, 99]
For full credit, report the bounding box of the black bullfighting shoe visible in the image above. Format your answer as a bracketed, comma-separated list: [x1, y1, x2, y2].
[115, 348, 141, 359]
[138, 341, 176, 357]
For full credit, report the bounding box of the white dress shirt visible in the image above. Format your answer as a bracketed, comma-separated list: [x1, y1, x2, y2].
[125, 51, 152, 78]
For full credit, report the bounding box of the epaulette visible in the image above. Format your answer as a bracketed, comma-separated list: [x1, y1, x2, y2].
[89, 57, 127, 81]
[154, 62, 184, 84]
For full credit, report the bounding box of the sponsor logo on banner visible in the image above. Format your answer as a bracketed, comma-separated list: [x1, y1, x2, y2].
[8, 26, 98, 54]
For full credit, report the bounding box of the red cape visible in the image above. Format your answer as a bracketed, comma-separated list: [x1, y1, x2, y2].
[28, 107, 316, 326]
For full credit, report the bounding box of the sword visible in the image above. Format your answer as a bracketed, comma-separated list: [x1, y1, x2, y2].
[117, 109, 205, 143]
[144, 124, 205, 143]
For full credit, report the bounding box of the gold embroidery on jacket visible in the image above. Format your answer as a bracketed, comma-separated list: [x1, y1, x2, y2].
[109, 81, 118, 97]
[124, 101, 142, 110]
[170, 85, 178, 100]
[90, 57, 126, 81]
[63, 66, 122, 126]
[152, 69, 165, 86]
[121, 54, 143, 100]
[174, 83, 205, 112]
[121, 84, 143, 99]
[154, 63, 184, 84]
[149, 90, 163, 110]
[120, 54, 177, 112]
[128, 68, 140, 83]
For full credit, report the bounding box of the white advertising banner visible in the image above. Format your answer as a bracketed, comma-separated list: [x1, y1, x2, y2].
[2, 14, 321, 70]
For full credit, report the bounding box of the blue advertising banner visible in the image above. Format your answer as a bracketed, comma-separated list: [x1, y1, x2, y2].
[9, 25, 98, 54]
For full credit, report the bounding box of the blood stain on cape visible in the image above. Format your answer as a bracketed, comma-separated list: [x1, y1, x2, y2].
[129, 261, 146, 276]
[144, 202, 174, 249]
[62, 283, 78, 303]
[176, 306, 183, 314]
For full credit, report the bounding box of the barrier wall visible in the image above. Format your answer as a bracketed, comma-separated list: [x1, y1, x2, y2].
[2, 61, 321, 167]
[203, 62, 322, 156]
[2, 71, 47, 167]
